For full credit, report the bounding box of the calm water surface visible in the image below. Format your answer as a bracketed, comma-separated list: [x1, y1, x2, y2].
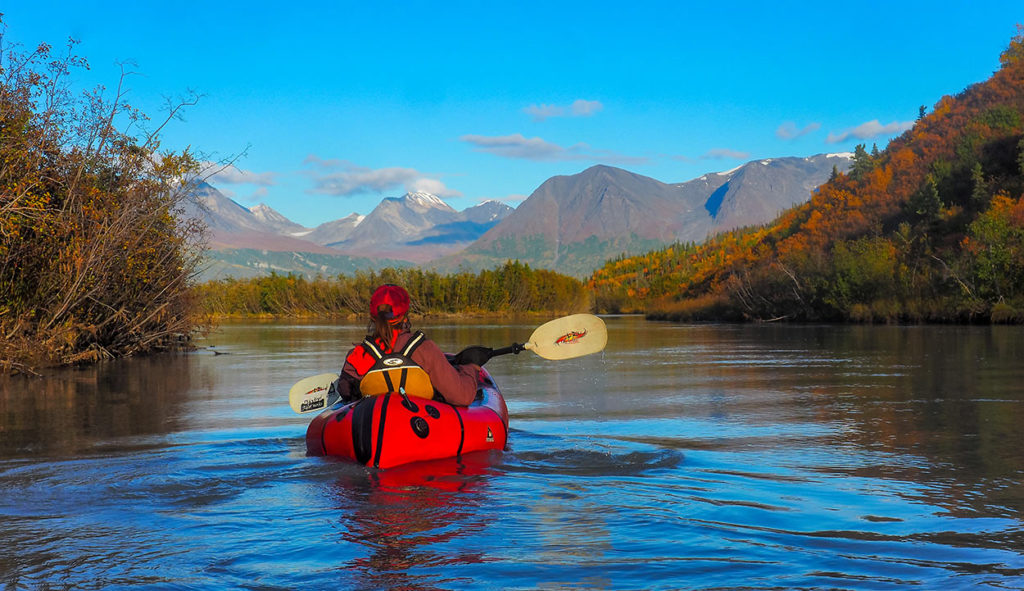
[2, 317, 1023, 590]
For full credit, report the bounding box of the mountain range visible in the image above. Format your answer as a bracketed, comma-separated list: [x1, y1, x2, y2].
[185, 153, 851, 279]
[438, 153, 852, 275]
[184, 187, 514, 279]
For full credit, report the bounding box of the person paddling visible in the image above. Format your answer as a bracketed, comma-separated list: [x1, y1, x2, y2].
[336, 284, 492, 406]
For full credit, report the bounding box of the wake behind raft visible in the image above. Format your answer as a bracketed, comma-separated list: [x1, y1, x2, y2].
[304, 367, 508, 469]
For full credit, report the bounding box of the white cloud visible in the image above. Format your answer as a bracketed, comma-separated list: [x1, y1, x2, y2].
[302, 155, 348, 168]
[826, 119, 914, 144]
[570, 99, 603, 117]
[461, 133, 575, 160]
[222, 186, 269, 204]
[776, 121, 821, 140]
[460, 133, 647, 165]
[409, 177, 461, 197]
[303, 157, 460, 198]
[702, 148, 750, 160]
[523, 104, 565, 121]
[207, 163, 277, 186]
[523, 99, 604, 121]
[239, 187, 270, 203]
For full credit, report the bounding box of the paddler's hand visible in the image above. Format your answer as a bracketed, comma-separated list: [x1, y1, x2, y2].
[452, 346, 493, 366]
[336, 372, 361, 402]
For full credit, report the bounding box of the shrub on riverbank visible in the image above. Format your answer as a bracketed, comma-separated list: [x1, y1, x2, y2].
[0, 25, 206, 374]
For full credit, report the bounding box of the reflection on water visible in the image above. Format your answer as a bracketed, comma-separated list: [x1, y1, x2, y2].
[1, 318, 1023, 589]
[0, 354, 197, 456]
[331, 454, 497, 590]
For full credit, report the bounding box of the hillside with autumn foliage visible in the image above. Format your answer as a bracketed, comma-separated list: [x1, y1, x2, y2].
[590, 30, 1024, 324]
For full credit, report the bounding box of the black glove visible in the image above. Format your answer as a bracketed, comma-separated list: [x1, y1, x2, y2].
[452, 346, 493, 366]
[336, 372, 361, 402]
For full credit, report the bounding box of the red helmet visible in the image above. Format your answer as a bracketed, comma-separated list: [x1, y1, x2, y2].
[370, 284, 410, 320]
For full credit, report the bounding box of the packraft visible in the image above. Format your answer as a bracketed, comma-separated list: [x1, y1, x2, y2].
[305, 366, 508, 469]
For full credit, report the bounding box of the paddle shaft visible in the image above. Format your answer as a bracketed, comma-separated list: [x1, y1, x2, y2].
[491, 343, 527, 357]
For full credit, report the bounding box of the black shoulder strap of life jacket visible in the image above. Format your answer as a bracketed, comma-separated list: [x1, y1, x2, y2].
[362, 338, 384, 360]
[361, 331, 426, 366]
[401, 331, 426, 357]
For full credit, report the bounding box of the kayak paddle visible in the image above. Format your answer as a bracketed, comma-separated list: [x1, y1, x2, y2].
[287, 313, 608, 414]
[491, 313, 607, 360]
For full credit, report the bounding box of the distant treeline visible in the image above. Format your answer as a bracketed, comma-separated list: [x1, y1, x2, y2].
[194, 261, 590, 317]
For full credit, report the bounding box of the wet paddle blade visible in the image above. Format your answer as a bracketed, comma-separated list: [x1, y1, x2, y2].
[525, 313, 607, 360]
[288, 372, 340, 414]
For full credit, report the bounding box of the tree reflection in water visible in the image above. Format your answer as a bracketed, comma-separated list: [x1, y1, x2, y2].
[0, 354, 195, 456]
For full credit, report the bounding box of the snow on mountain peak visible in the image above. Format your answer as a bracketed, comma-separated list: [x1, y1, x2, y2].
[250, 202, 284, 217]
[249, 203, 289, 223]
[405, 191, 449, 208]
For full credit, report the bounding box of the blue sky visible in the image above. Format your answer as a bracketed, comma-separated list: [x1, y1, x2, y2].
[3, 1, 1022, 227]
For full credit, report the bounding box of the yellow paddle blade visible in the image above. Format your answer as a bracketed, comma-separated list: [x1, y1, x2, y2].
[525, 314, 607, 360]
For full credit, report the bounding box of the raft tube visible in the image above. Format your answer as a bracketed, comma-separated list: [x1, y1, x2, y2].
[305, 367, 509, 469]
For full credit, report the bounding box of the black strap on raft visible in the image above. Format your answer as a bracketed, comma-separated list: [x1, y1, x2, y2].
[372, 393, 391, 468]
[351, 397, 376, 465]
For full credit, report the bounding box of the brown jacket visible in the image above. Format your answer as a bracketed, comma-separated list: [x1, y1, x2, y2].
[340, 330, 480, 406]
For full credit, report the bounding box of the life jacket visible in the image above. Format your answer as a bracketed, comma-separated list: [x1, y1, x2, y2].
[357, 331, 435, 399]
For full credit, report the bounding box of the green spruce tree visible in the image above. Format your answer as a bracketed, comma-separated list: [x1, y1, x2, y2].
[909, 175, 942, 221]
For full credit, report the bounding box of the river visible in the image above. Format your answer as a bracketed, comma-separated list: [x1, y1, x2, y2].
[1, 316, 1023, 590]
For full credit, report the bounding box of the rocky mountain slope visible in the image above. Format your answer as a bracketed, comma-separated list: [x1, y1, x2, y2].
[326, 192, 513, 263]
[439, 154, 851, 276]
[182, 183, 513, 277]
